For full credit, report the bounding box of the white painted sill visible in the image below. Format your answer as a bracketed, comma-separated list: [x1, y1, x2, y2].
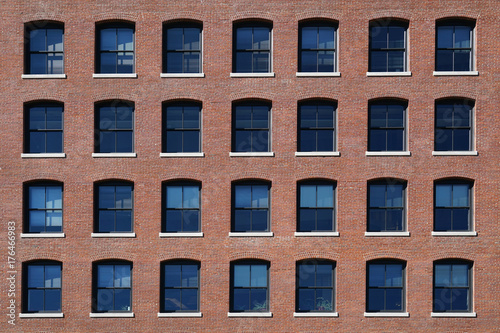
[432, 151, 478, 156]
[366, 72, 412, 77]
[227, 312, 272, 317]
[296, 72, 341, 77]
[21, 153, 66, 158]
[229, 232, 274, 237]
[161, 73, 205, 78]
[432, 231, 477, 237]
[294, 312, 339, 317]
[20, 313, 64, 318]
[230, 72, 275, 78]
[365, 232, 410, 237]
[159, 232, 204, 238]
[21, 233, 65, 238]
[433, 71, 478, 76]
[160, 152, 205, 158]
[91, 233, 136, 238]
[295, 151, 340, 157]
[92, 153, 137, 158]
[158, 312, 202, 317]
[431, 312, 476, 318]
[89, 312, 134, 318]
[229, 152, 275, 157]
[364, 312, 409, 317]
[93, 73, 137, 78]
[366, 151, 411, 156]
[295, 232, 339, 237]
[22, 74, 66, 79]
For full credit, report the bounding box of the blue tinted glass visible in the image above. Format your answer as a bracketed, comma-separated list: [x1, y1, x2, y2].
[251, 210, 268, 231]
[251, 130, 268, 152]
[369, 265, 385, 287]
[114, 265, 131, 287]
[166, 131, 182, 153]
[317, 185, 334, 207]
[164, 289, 181, 311]
[316, 209, 333, 230]
[47, 29, 63, 52]
[301, 27, 317, 49]
[100, 53, 116, 73]
[436, 50, 453, 71]
[317, 130, 334, 151]
[454, 26, 471, 48]
[253, 27, 269, 50]
[47, 53, 64, 74]
[46, 107, 62, 129]
[97, 265, 114, 287]
[316, 289, 333, 311]
[234, 210, 251, 232]
[183, 186, 200, 208]
[388, 26, 405, 48]
[29, 211, 45, 232]
[436, 185, 452, 207]
[184, 52, 200, 73]
[167, 186, 182, 208]
[454, 49, 470, 71]
[386, 210, 403, 230]
[28, 266, 45, 288]
[370, 105, 387, 127]
[115, 211, 132, 232]
[250, 265, 267, 287]
[435, 209, 452, 231]
[166, 52, 182, 73]
[185, 28, 200, 50]
[388, 51, 404, 71]
[96, 289, 113, 312]
[166, 106, 183, 129]
[236, 28, 253, 50]
[234, 265, 250, 287]
[318, 27, 334, 49]
[386, 289, 402, 311]
[300, 105, 317, 128]
[183, 211, 199, 231]
[117, 52, 134, 73]
[115, 186, 132, 209]
[434, 289, 451, 311]
[29, 186, 46, 209]
[46, 211, 63, 232]
[114, 289, 131, 311]
[386, 129, 404, 151]
[387, 105, 404, 127]
[300, 130, 316, 152]
[368, 209, 385, 231]
[452, 288, 469, 311]
[316, 264, 333, 287]
[371, 26, 387, 49]
[252, 106, 269, 128]
[30, 54, 47, 74]
[183, 106, 200, 129]
[235, 185, 251, 208]
[165, 210, 182, 232]
[298, 263, 315, 287]
[317, 105, 334, 127]
[370, 185, 386, 207]
[452, 209, 469, 230]
[452, 185, 469, 207]
[45, 289, 61, 311]
[368, 288, 384, 311]
[182, 264, 199, 287]
[182, 289, 198, 310]
[435, 264, 451, 287]
[253, 52, 269, 72]
[298, 289, 315, 311]
[318, 50, 335, 72]
[117, 29, 133, 51]
[99, 186, 115, 209]
[45, 265, 61, 288]
[452, 265, 469, 287]
[115, 131, 133, 153]
[250, 289, 267, 310]
[233, 289, 250, 311]
[183, 131, 200, 153]
[234, 130, 251, 152]
[386, 185, 402, 207]
[435, 129, 453, 151]
[29, 132, 45, 153]
[299, 209, 315, 231]
[28, 290, 44, 312]
[98, 211, 115, 232]
[165, 264, 181, 287]
[437, 26, 453, 48]
[370, 51, 387, 72]
[300, 185, 317, 207]
[101, 29, 116, 50]
[386, 264, 402, 286]
[167, 28, 183, 50]
[252, 185, 268, 208]
[235, 52, 252, 73]
[235, 105, 252, 128]
[301, 51, 317, 72]
[116, 106, 133, 129]
[30, 29, 46, 51]
[29, 107, 46, 129]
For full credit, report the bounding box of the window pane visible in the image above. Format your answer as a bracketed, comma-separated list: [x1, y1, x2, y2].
[386, 185, 402, 207]
[251, 210, 268, 231]
[452, 209, 469, 230]
[234, 210, 251, 232]
[184, 52, 200, 73]
[387, 104, 404, 127]
[301, 27, 318, 49]
[182, 289, 198, 310]
[47, 29, 63, 52]
[299, 209, 315, 232]
[166, 186, 182, 208]
[370, 105, 387, 127]
[236, 27, 252, 50]
[116, 106, 133, 129]
[435, 128, 453, 151]
[317, 130, 334, 151]
[29, 211, 45, 232]
[98, 131, 115, 153]
[368, 265, 385, 287]
[370, 51, 387, 72]
[166, 107, 183, 128]
[253, 52, 269, 72]
[165, 210, 182, 232]
[46, 106, 62, 129]
[114, 265, 131, 287]
[97, 266, 114, 287]
[250, 289, 267, 310]
[183, 186, 199, 208]
[30, 29, 46, 51]
[388, 26, 405, 48]
[99, 186, 115, 209]
[253, 27, 269, 50]
[300, 130, 316, 152]
[183, 131, 200, 153]
[29, 132, 45, 153]
[97, 289, 113, 312]
[368, 288, 384, 311]
[452, 265, 469, 287]
[452, 185, 469, 207]
[234, 265, 250, 287]
[166, 131, 182, 153]
[435, 209, 452, 231]
[252, 106, 269, 129]
[233, 289, 250, 311]
[235, 105, 252, 128]
[100, 53, 117, 74]
[386, 209, 403, 231]
[183, 210, 199, 231]
[437, 26, 453, 48]
[300, 185, 317, 207]
[386, 264, 402, 287]
[371, 26, 387, 49]
[29, 187, 46, 209]
[317, 185, 333, 207]
[386, 289, 403, 311]
[298, 263, 315, 287]
[436, 185, 452, 207]
[452, 288, 469, 311]
[28, 289, 44, 312]
[454, 26, 471, 48]
[45, 265, 61, 288]
[434, 288, 451, 311]
[316, 289, 333, 311]
[46, 211, 62, 232]
[115, 186, 132, 209]
[298, 289, 315, 311]
[251, 265, 267, 287]
[235, 52, 252, 73]
[185, 28, 200, 50]
[44, 289, 61, 311]
[117, 52, 134, 73]
[30, 53, 47, 74]
[252, 186, 268, 208]
[182, 264, 199, 287]
[47, 53, 64, 74]
[300, 51, 317, 72]
[114, 289, 131, 311]
[454, 50, 470, 71]
[115, 211, 132, 232]
[317, 105, 334, 127]
[115, 131, 133, 152]
[316, 209, 333, 230]
[235, 186, 251, 208]
[435, 265, 450, 287]
[100, 29, 116, 50]
[164, 289, 181, 311]
[318, 27, 334, 49]
[167, 28, 183, 50]
[388, 51, 404, 72]
[183, 106, 200, 129]
[98, 211, 115, 232]
[318, 51, 335, 72]
[436, 50, 453, 71]
[165, 265, 181, 287]
[316, 264, 333, 287]
[300, 105, 317, 128]
[369, 185, 386, 207]
[166, 53, 182, 73]
[28, 266, 45, 287]
[117, 28, 133, 51]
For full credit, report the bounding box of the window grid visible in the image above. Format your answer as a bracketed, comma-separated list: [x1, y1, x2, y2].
[296, 261, 335, 312]
[435, 100, 472, 151]
[234, 24, 271, 73]
[299, 23, 336, 72]
[369, 22, 407, 72]
[164, 183, 201, 233]
[163, 103, 201, 153]
[232, 183, 270, 232]
[433, 261, 471, 312]
[97, 25, 134, 74]
[96, 102, 134, 153]
[26, 24, 64, 74]
[24, 262, 62, 313]
[94, 263, 132, 312]
[436, 23, 473, 72]
[298, 182, 335, 232]
[434, 182, 471, 231]
[298, 103, 336, 152]
[232, 103, 270, 153]
[231, 262, 269, 312]
[26, 103, 64, 154]
[162, 261, 200, 312]
[367, 261, 405, 312]
[27, 184, 63, 233]
[97, 184, 133, 233]
[368, 181, 405, 232]
[164, 24, 202, 74]
[368, 102, 406, 152]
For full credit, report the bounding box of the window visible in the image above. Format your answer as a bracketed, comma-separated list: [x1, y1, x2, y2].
[435, 99, 473, 151]
[436, 20, 474, 72]
[93, 261, 132, 312]
[367, 260, 405, 312]
[298, 181, 335, 232]
[23, 261, 61, 313]
[25, 22, 64, 74]
[299, 22, 336, 72]
[231, 261, 269, 312]
[232, 182, 270, 232]
[96, 182, 133, 233]
[369, 20, 407, 72]
[25, 183, 63, 233]
[96, 23, 134, 74]
[368, 180, 405, 232]
[95, 101, 134, 153]
[25, 102, 63, 153]
[296, 260, 335, 312]
[163, 102, 201, 153]
[163, 23, 202, 73]
[233, 22, 271, 73]
[163, 182, 200, 232]
[232, 102, 270, 152]
[433, 260, 472, 312]
[368, 101, 406, 152]
[298, 101, 336, 152]
[434, 181, 472, 231]
[161, 261, 200, 312]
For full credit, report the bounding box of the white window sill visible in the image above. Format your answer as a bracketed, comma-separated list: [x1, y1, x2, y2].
[229, 232, 274, 237]
[91, 233, 136, 238]
[432, 231, 477, 237]
[433, 71, 478, 76]
[364, 312, 409, 317]
[90, 312, 134, 318]
[365, 232, 410, 237]
[92, 153, 137, 158]
[295, 232, 339, 237]
[159, 232, 203, 238]
[295, 151, 340, 157]
[296, 72, 341, 77]
[230, 73, 275, 78]
[227, 312, 272, 317]
[21, 153, 66, 158]
[93, 73, 137, 78]
[366, 151, 411, 156]
[431, 312, 476, 318]
[160, 73, 205, 78]
[160, 152, 205, 158]
[21, 233, 65, 238]
[432, 151, 478, 156]
[294, 312, 339, 317]
[22, 74, 67, 79]
[366, 72, 412, 77]
[229, 152, 274, 157]
[20, 313, 64, 318]
[158, 312, 202, 317]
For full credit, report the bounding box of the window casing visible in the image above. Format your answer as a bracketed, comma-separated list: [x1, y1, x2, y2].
[369, 21, 407, 72]
[96, 182, 133, 233]
[436, 20, 474, 71]
[368, 101, 407, 152]
[96, 23, 135, 74]
[435, 99, 473, 151]
[25, 102, 63, 153]
[23, 261, 62, 313]
[161, 260, 200, 312]
[93, 261, 132, 312]
[434, 181, 472, 231]
[163, 182, 201, 233]
[163, 23, 202, 74]
[367, 260, 405, 312]
[163, 102, 201, 153]
[298, 102, 336, 152]
[232, 102, 270, 153]
[298, 181, 335, 232]
[95, 101, 134, 153]
[25, 22, 64, 74]
[233, 22, 272, 73]
[296, 260, 335, 312]
[299, 22, 337, 72]
[232, 182, 270, 232]
[25, 183, 63, 233]
[231, 261, 269, 312]
[433, 260, 472, 312]
[368, 180, 405, 232]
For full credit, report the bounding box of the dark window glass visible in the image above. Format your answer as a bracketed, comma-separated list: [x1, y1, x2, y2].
[369, 22, 407, 72]
[24, 262, 62, 312]
[234, 24, 271, 73]
[94, 262, 132, 312]
[26, 23, 64, 74]
[299, 23, 336, 72]
[233, 103, 270, 152]
[298, 182, 335, 232]
[97, 24, 134, 73]
[164, 24, 201, 73]
[96, 102, 134, 153]
[433, 261, 471, 312]
[368, 102, 406, 151]
[434, 182, 471, 231]
[26, 103, 63, 153]
[296, 260, 335, 312]
[436, 23, 473, 71]
[97, 183, 133, 233]
[162, 261, 200, 312]
[231, 261, 269, 312]
[26, 184, 63, 233]
[163, 103, 201, 153]
[368, 181, 405, 232]
[299, 102, 336, 152]
[435, 100, 472, 151]
[367, 261, 405, 312]
[164, 183, 200, 232]
[233, 182, 269, 232]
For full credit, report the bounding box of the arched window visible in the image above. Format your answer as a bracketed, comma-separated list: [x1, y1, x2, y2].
[296, 259, 336, 313]
[96, 21, 135, 74]
[95, 100, 134, 153]
[433, 259, 472, 313]
[94, 180, 134, 233]
[367, 179, 406, 232]
[366, 259, 406, 313]
[232, 180, 270, 232]
[23, 260, 62, 313]
[163, 21, 202, 74]
[24, 181, 63, 233]
[25, 21, 64, 75]
[92, 260, 132, 313]
[297, 180, 336, 232]
[230, 260, 269, 312]
[163, 181, 201, 233]
[161, 260, 200, 312]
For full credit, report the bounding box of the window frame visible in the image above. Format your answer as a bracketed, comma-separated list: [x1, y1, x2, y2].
[230, 260, 270, 312]
[162, 101, 202, 153]
[233, 21, 272, 74]
[298, 101, 337, 152]
[232, 101, 271, 153]
[434, 99, 474, 152]
[24, 181, 63, 234]
[367, 179, 406, 232]
[298, 20, 337, 73]
[163, 21, 202, 74]
[297, 180, 336, 232]
[162, 181, 201, 233]
[366, 260, 406, 313]
[295, 259, 336, 313]
[24, 102, 64, 154]
[368, 20, 408, 73]
[434, 180, 473, 232]
[95, 101, 135, 154]
[435, 19, 475, 72]
[232, 181, 271, 233]
[23, 260, 62, 313]
[92, 260, 133, 313]
[96, 22, 135, 74]
[368, 100, 407, 152]
[25, 21, 64, 75]
[95, 181, 134, 233]
[160, 260, 200, 313]
[433, 260, 472, 313]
